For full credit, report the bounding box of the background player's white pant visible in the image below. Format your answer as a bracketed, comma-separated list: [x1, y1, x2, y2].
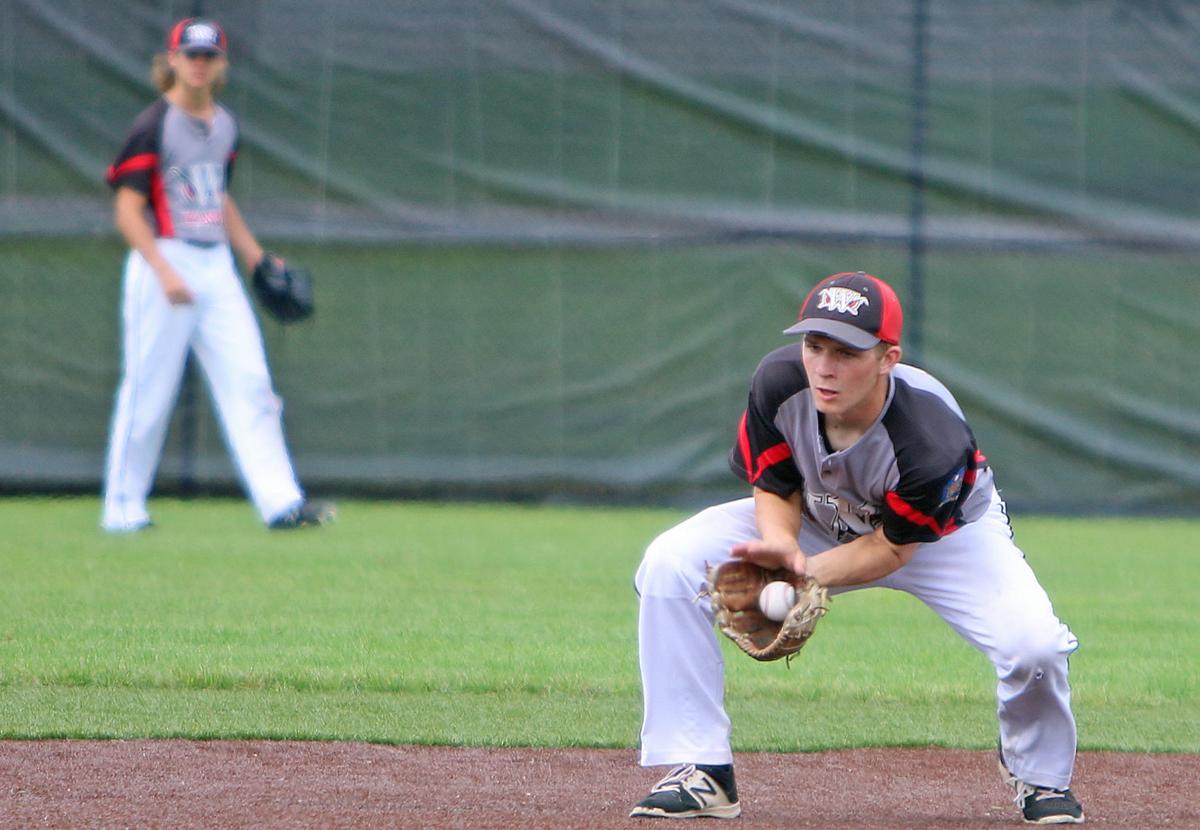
[102, 240, 304, 530]
[634, 488, 1079, 790]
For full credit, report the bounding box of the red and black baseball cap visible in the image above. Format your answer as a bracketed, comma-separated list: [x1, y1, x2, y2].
[168, 18, 227, 55]
[783, 271, 903, 349]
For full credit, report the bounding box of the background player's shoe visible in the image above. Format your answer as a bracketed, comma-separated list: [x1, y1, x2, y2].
[999, 743, 1085, 824]
[268, 499, 335, 530]
[629, 763, 740, 819]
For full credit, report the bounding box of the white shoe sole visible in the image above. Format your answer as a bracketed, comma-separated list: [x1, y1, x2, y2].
[1025, 816, 1085, 825]
[629, 802, 742, 819]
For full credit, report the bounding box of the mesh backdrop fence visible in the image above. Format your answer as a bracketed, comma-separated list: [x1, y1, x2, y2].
[2, 0, 1198, 512]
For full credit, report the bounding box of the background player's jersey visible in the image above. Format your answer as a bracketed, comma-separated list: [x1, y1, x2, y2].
[729, 344, 993, 547]
[105, 99, 239, 244]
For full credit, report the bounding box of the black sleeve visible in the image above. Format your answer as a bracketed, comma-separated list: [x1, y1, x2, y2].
[881, 391, 986, 545]
[105, 99, 167, 193]
[728, 346, 806, 497]
[226, 108, 240, 186]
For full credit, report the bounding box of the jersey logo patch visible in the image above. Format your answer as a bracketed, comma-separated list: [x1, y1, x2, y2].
[806, 490, 879, 543]
[938, 465, 966, 507]
[817, 286, 870, 316]
[167, 167, 199, 201]
[167, 163, 224, 213]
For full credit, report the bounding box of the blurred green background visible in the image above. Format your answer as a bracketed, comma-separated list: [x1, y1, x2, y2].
[3, 1, 1199, 512]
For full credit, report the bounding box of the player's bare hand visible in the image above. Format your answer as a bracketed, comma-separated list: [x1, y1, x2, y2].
[159, 271, 195, 305]
[730, 540, 807, 577]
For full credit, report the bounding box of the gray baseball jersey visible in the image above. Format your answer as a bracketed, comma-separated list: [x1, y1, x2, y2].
[730, 344, 994, 548]
[105, 98, 238, 244]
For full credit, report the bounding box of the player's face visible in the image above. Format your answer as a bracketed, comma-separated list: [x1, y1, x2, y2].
[801, 334, 898, 424]
[170, 50, 227, 91]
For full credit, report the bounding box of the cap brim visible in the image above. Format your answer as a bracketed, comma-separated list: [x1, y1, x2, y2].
[180, 46, 224, 55]
[783, 318, 880, 350]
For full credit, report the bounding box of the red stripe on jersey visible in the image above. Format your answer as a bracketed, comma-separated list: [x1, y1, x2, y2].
[737, 411, 793, 484]
[149, 168, 173, 237]
[106, 152, 158, 185]
[753, 443, 792, 483]
[737, 412, 752, 477]
[886, 490, 957, 537]
[964, 449, 987, 486]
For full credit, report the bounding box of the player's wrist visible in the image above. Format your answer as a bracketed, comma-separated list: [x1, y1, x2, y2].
[788, 549, 808, 577]
[761, 537, 805, 574]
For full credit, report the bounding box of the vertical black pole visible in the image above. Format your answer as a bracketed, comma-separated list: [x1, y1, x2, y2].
[179, 0, 204, 496]
[179, 355, 198, 499]
[907, 0, 929, 366]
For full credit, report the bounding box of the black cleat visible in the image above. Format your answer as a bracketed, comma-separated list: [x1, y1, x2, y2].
[268, 500, 335, 530]
[999, 742, 1085, 824]
[1015, 786, 1085, 825]
[629, 763, 740, 819]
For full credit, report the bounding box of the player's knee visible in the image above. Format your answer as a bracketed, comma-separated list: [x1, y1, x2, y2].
[636, 528, 700, 598]
[247, 379, 283, 416]
[996, 625, 1072, 683]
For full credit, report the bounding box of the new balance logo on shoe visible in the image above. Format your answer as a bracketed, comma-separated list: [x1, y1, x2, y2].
[629, 763, 741, 819]
[686, 777, 717, 803]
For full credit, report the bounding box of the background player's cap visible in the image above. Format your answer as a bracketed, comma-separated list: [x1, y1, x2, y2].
[783, 271, 903, 349]
[168, 18, 227, 55]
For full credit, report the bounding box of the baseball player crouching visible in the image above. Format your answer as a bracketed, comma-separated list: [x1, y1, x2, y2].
[631, 272, 1084, 824]
[101, 18, 332, 532]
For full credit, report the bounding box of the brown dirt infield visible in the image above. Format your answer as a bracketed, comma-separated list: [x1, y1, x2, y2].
[1, 741, 1196, 828]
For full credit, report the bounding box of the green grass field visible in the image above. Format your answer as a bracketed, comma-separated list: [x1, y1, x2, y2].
[0, 497, 1196, 753]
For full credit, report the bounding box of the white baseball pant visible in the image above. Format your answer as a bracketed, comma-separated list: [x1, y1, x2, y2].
[102, 239, 304, 530]
[634, 487, 1079, 790]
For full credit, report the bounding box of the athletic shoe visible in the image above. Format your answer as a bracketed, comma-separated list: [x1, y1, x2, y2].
[268, 500, 335, 530]
[629, 763, 741, 819]
[998, 743, 1085, 824]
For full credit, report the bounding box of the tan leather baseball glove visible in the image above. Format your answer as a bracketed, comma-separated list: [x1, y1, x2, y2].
[704, 560, 829, 662]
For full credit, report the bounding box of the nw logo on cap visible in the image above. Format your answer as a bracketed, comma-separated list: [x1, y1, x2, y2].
[817, 286, 869, 316]
[187, 23, 220, 46]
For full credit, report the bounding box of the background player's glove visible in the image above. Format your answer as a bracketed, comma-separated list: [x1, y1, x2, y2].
[704, 560, 828, 662]
[252, 252, 314, 323]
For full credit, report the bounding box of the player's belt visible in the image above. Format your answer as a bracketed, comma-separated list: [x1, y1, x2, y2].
[181, 239, 222, 249]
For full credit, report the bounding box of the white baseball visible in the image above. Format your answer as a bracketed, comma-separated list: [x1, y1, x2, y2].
[758, 581, 796, 621]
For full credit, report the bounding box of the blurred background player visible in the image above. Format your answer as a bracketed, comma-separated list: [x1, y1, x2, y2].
[630, 272, 1084, 825]
[101, 18, 332, 532]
